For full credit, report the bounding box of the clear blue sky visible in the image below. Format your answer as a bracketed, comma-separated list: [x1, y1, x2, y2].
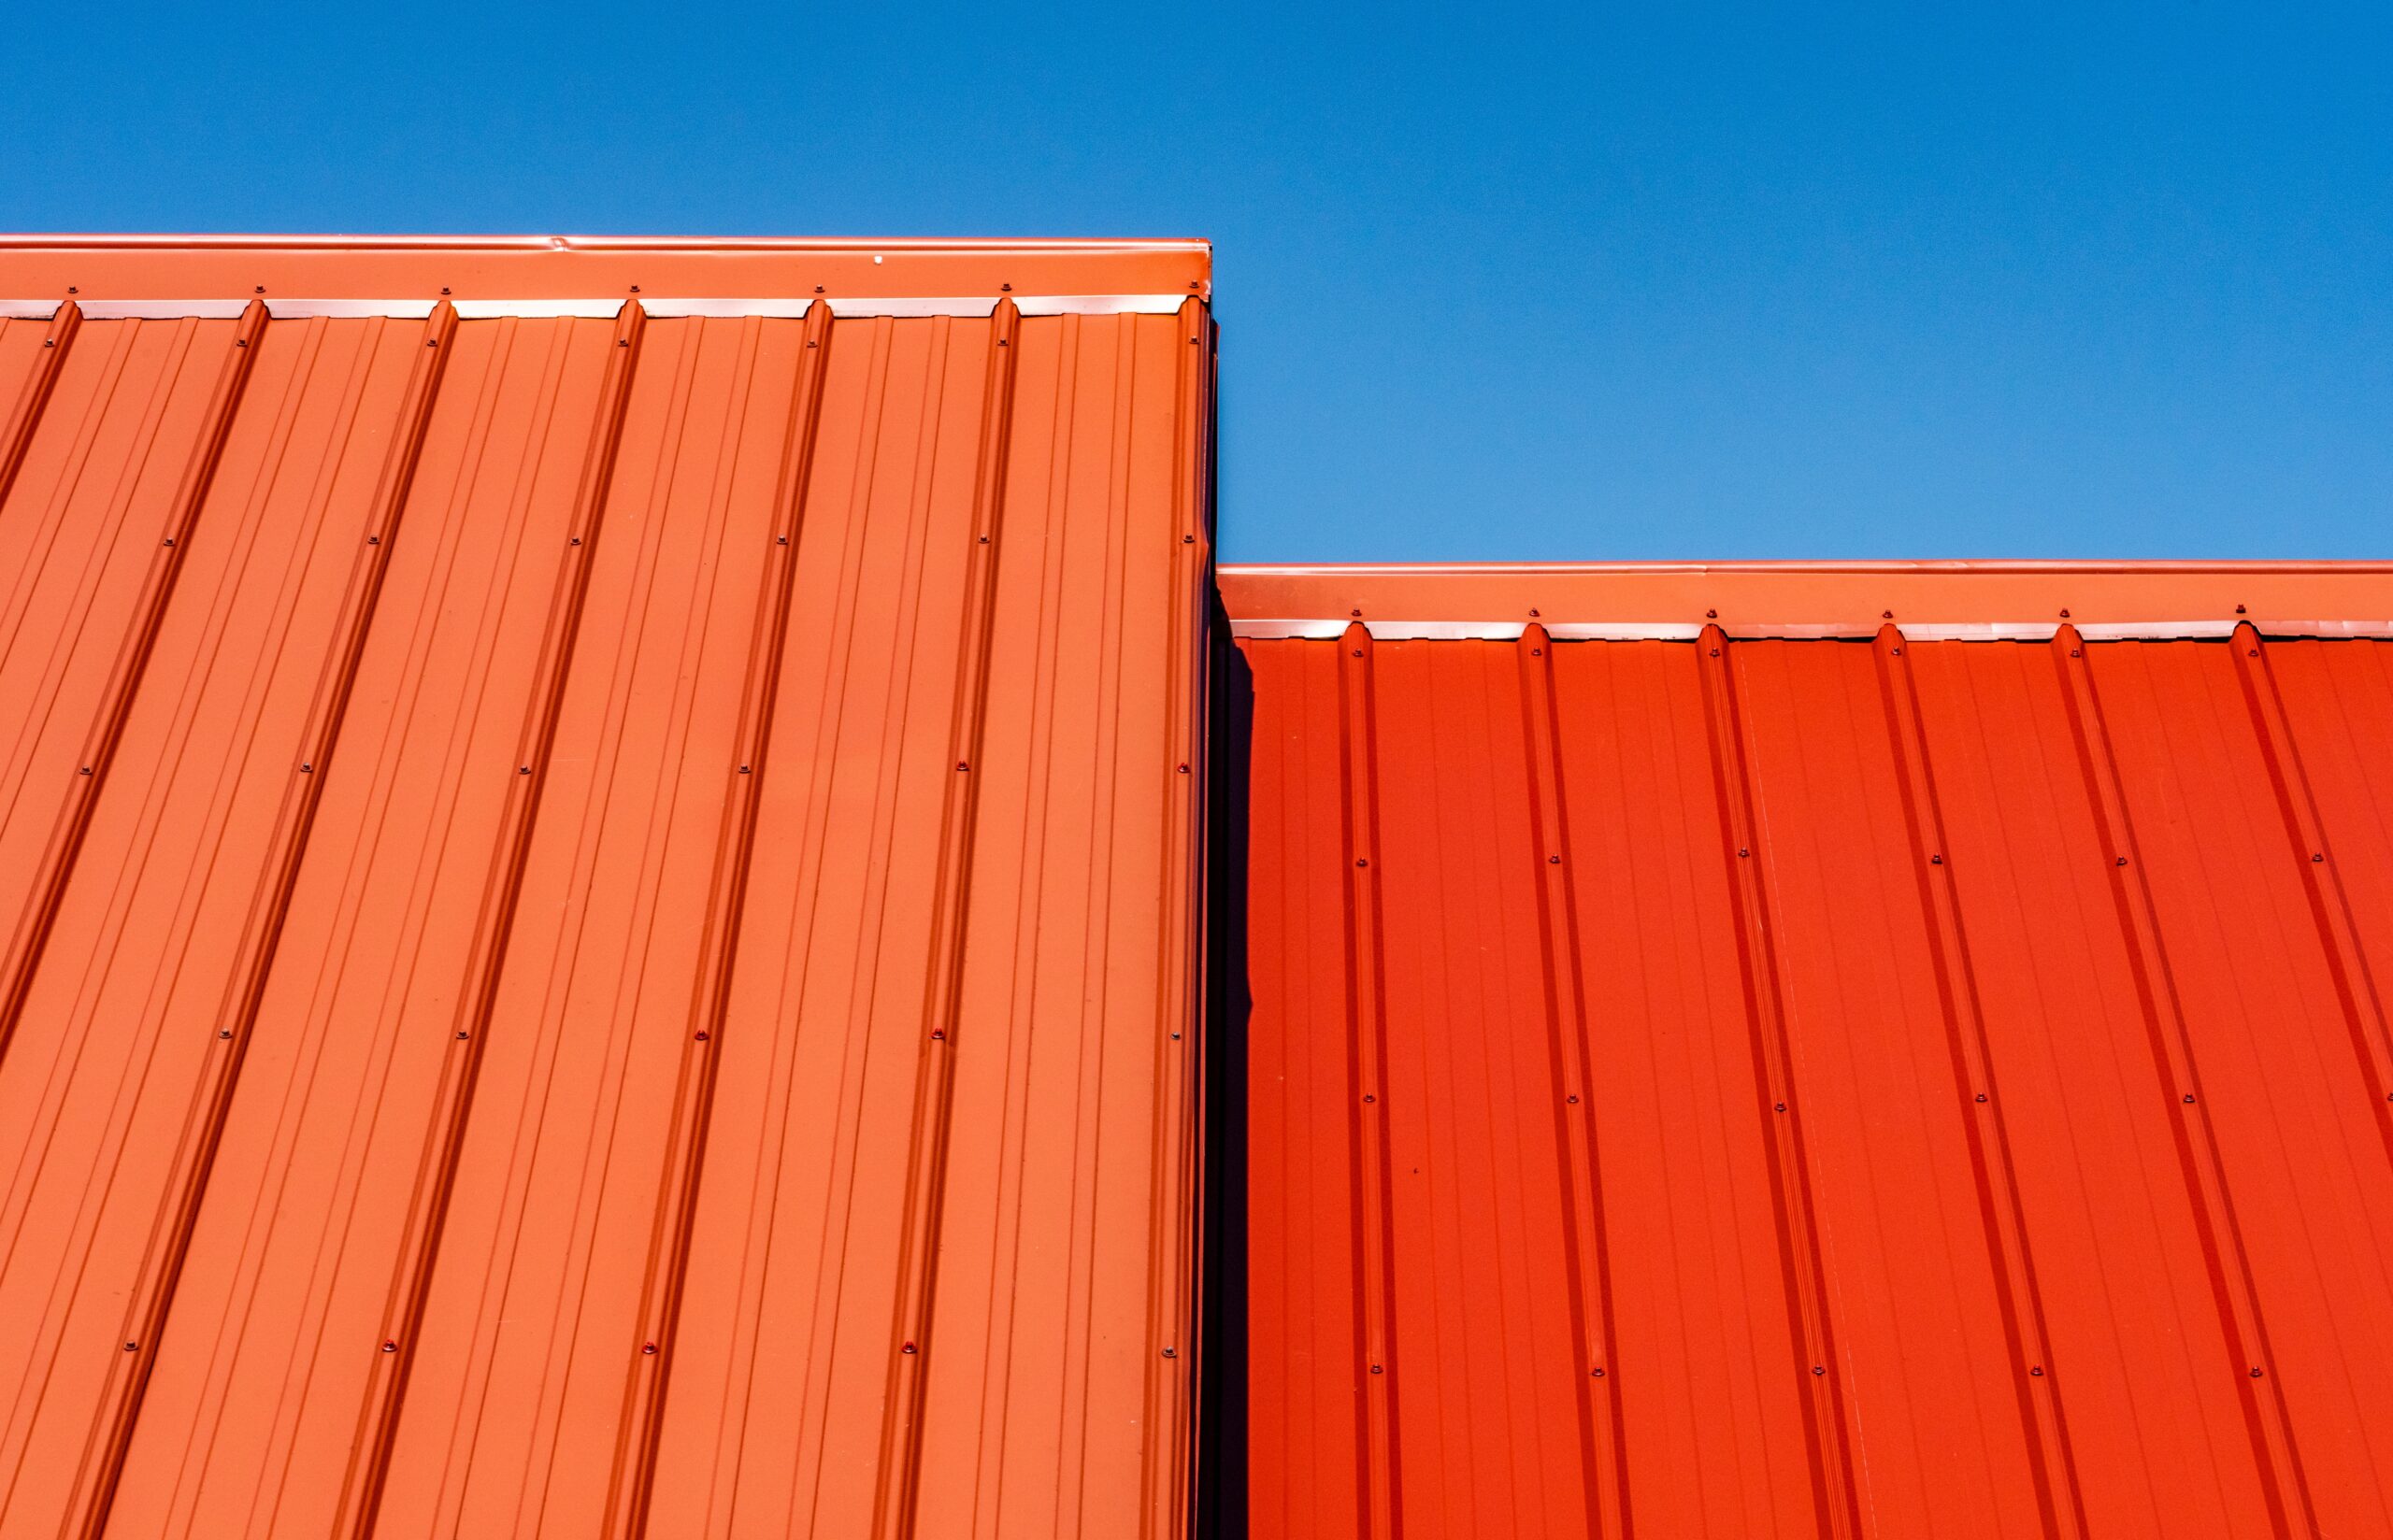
[6, 4, 2387, 562]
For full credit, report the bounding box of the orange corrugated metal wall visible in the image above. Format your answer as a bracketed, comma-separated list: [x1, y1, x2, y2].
[0, 299, 1211, 1539]
[1235, 629, 2393, 1538]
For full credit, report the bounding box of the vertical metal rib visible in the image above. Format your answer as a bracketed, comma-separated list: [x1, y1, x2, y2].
[2048, 625, 2315, 1536]
[600, 300, 838, 1538]
[0, 300, 81, 511]
[859, 300, 1025, 1540]
[1694, 624, 1861, 1539]
[2229, 623, 2393, 1173]
[1515, 624, 1632, 1538]
[1871, 625, 2085, 1539]
[335, 300, 648, 1539]
[0, 298, 267, 1064]
[1337, 620, 1403, 1537]
[1139, 297, 1211, 1539]
[66, 303, 459, 1540]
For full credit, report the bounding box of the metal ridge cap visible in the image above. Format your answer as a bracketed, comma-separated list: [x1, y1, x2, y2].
[0, 232, 1213, 255]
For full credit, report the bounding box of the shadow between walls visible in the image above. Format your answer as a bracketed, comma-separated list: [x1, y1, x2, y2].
[1195, 621, 1253, 1538]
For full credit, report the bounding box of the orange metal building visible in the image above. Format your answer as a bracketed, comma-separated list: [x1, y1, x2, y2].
[0, 236, 1212, 1539]
[1216, 563, 2393, 1538]
[8, 233, 2393, 1540]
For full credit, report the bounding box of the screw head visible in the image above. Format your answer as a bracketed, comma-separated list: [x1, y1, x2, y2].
[382, 1340, 397, 1352]
[642, 1342, 658, 1354]
[901, 1340, 918, 1354]
[124, 1341, 137, 1351]
[220, 1029, 233, 1039]
[2030, 1366, 2044, 1376]
[1161, 1346, 1176, 1359]
[1812, 1364, 1826, 1376]
[1775, 1102, 1787, 1113]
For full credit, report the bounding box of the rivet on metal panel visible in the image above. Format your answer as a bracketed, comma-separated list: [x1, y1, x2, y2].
[629, 285, 640, 293]
[254, 285, 265, 294]
[456, 1031, 469, 1040]
[1354, 858, 1368, 867]
[367, 535, 380, 545]
[901, 1341, 918, 1354]
[1530, 647, 1542, 655]
[1739, 848, 1751, 858]
[425, 338, 437, 348]
[1882, 609, 1892, 620]
[1567, 1093, 1580, 1105]
[1929, 853, 1942, 864]
[1891, 646, 1902, 656]
[977, 535, 988, 544]
[1363, 1093, 1377, 1104]
[1706, 607, 1717, 618]
[2071, 648, 2082, 657]
[695, 1031, 709, 1041]
[1774, 1102, 1787, 1112]
[163, 536, 175, 547]
[300, 763, 312, 774]
[381, 1340, 396, 1352]
[1350, 607, 1362, 617]
[1182, 534, 1195, 543]
[123, 1342, 136, 1351]
[955, 761, 969, 772]
[1171, 1032, 1182, 1040]
[2030, 1366, 2045, 1376]
[2059, 607, 2071, 619]
[997, 338, 1010, 348]
[2236, 603, 2247, 614]
[1710, 648, 1720, 657]
[1370, 1364, 1384, 1375]
[2313, 853, 2325, 863]
[570, 535, 581, 545]
[1161, 1346, 1176, 1358]
[618, 338, 629, 347]
[1812, 1365, 1826, 1375]
[814, 284, 824, 292]
[67, 285, 77, 292]
[1529, 606, 1540, 618]
[1591, 1367, 1606, 1377]
[519, 765, 531, 775]
[1975, 1092, 1988, 1103]
[440, 286, 451, 294]
[2251, 1367, 2264, 1377]
[219, 1030, 232, 1039]
[79, 766, 92, 776]
[807, 339, 819, 348]
[1000, 282, 1011, 291]
[2184, 1094, 2197, 1104]
[641, 1342, 657, 1354]
[930, 1028, 945, 1040]
[236, 338, 248, 348]
[1177, 763, 1189, 773]
[1548, 854, 1561, 864]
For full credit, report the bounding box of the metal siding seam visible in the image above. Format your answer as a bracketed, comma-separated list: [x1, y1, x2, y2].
[0, 298, 268, 1063]
[2047, 625, 2318, 1537]
[2229, 624, 2393, 1173]
[1337, 620, 1403, 1538]
[1142, 299, 1211, 1540]
[862, 301, 1023, 1540]
[63, 303, 460, 1539]
[1513, 625, 1631, 1537]
[0, 300, 80, 508]
[1870, 626, 2087, 1539]
[1693, 625, 1862, 1539]
[599, 300, 838, 1538]
[333, 299, 650, 1540]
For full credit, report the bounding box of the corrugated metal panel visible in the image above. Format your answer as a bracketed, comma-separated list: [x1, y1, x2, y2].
[0, 239, 1212, 1539]
[1229, 608, 2393, 1538]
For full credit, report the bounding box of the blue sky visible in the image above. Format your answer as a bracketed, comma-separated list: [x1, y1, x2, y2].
[5, 4, 2387, 562]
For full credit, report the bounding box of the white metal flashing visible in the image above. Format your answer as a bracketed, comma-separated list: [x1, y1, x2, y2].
[264, 298, 440, 319]
[1228, 617, 2393, 642]
[1, 299, 60, 319]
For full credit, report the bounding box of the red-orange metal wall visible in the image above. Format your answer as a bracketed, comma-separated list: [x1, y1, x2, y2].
[1236, 626, 2393, 1538]
[0, 241, 1212, 1540]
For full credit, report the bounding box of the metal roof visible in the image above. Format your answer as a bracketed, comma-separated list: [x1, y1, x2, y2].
[0, 237, 1213, 1538]
[1219, 564, 2393, 1537]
